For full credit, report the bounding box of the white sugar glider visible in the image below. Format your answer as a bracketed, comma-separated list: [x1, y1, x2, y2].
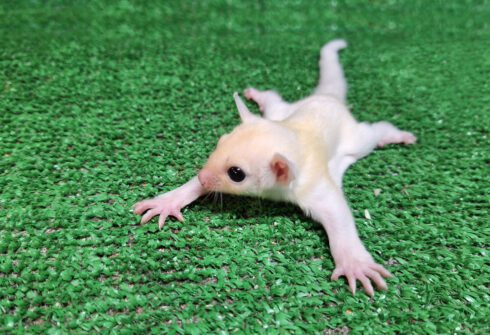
[134, 39, 416, 296]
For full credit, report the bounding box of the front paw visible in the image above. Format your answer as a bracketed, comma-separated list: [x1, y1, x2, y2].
[133, 196, 184, 229]
[331, 259, 392, 297]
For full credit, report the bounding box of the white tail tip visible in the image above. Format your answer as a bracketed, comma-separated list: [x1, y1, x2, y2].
[322, 39, 348, 53]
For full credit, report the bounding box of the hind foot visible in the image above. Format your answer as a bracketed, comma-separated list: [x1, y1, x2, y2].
[244, 87, 284, 113]
[372, 122, 416, 148]
[378, 131, 417, 147]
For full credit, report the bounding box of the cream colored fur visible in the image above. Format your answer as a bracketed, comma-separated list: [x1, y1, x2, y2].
[134, 39, 416, 297]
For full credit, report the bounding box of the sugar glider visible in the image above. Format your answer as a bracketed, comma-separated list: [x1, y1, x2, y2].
[134, 39, 416, 296]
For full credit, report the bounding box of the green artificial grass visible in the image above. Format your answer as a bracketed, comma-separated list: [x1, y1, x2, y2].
[1, 0, 489, 333]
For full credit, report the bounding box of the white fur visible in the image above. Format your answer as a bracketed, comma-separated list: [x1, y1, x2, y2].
[134, 39, 416, 297]
[314, 39, 348, 102]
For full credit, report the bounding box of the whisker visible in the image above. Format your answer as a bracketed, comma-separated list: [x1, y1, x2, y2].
[203, 191, 213, 202]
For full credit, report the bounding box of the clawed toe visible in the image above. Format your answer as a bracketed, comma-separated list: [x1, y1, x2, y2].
[140, 209, 158, 224]
[133, 201, 151, 215]
[244, 87, 265, 112]
[134, 198, 186, 229]
[332, 262, 392, 297]
[401, 132, 417, 145]
[244, 87, 258, 100]
[378, 132, 416, 147]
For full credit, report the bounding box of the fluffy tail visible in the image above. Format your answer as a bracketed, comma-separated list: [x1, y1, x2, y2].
[313, 39, 348, 102]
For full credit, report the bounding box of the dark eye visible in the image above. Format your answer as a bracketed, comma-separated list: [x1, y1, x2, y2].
[227, 166, 246, 182]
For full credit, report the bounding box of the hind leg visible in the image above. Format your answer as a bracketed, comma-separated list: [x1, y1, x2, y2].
[330, 121, 416, 187]
[244, 87, 293, 121]
[373, 122, 417, 147]
[350, 121, 416, 157]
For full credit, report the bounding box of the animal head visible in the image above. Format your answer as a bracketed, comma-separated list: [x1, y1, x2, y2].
[198, 93, 297, 197]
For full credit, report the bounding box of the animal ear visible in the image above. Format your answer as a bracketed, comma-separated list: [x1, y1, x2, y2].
[270, 153, 295, 185]
[233, 92, 259, 123]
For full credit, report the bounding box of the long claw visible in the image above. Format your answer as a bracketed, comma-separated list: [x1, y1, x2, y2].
[370, 264, 393, 278]
[358, 273, 374, 297]
[346, 274, 356, 295]
[158, 214, 167, 230]
[331, 268, 342, 281]
[172, 210, 184, 222]
[365, 268, 387, 291]
[134, 202, 153, 215]
[332, 260, 392, 296]
[140, 210, 155, 224]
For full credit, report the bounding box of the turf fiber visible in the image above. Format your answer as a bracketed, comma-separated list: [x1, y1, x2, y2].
[1, 0, 489, 334]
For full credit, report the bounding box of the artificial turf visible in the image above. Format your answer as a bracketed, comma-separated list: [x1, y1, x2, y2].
[1, 0, 489, 334]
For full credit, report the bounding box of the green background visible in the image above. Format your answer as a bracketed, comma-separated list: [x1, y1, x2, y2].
[1, 0, 489, 334]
